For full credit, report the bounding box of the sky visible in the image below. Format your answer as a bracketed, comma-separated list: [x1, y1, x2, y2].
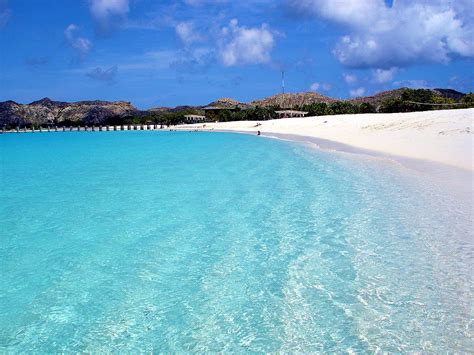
[0, 0, 473, 109]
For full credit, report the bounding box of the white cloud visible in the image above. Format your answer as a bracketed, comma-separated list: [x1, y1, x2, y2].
[64, 24, 92, 58]
[343, 73, 357, 84]
[89, 0, 129, 31]
[310, 82, 332, 92]
[291, 0, 383, 27]
[350, 87, 365, 97]
[310, 82, 320, 91]
[175, 22, 203, 45]
[219, 19, 275, 66]
[288, 0, 474, 68]
[372, 67, 398, 83]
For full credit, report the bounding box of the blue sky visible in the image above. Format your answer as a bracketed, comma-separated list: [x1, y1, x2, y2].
[0, 0, 473, 109]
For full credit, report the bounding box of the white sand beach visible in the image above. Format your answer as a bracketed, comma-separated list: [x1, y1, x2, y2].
[177, 108, 474, 172]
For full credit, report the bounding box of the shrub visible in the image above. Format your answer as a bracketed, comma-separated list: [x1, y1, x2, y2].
[358, 102, 376, 113]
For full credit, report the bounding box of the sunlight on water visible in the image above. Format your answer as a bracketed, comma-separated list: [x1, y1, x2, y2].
[0, 131, 472, 352]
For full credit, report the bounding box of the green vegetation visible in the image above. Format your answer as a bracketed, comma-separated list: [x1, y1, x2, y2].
[461, 93, 474, 107]
[378, 89, 472, 113]
[208, 106, 280, 122]
[297, 102, 371, 116]
[358, 102, 377, 114]
[302, 102, 331, 116]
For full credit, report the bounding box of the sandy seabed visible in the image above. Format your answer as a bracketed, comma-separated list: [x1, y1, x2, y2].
[177, 109, 473, 194]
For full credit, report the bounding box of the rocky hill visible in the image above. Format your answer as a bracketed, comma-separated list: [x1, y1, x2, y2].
[348, 88, 406, 107]
[0, 98, 137, 127]
[432, 88, 465, 100]
[251, 92, 337, 108]
[205, 98, 250, 109]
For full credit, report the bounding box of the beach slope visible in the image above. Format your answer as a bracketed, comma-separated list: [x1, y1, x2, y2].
[178, 109, 473, 171]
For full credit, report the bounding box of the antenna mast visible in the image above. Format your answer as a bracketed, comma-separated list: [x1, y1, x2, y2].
[281, 70, 285, 94]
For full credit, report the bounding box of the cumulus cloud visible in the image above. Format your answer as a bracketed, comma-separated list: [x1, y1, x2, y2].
[309, 82, 320, 91]
[372, 67, 398, 83]
[219, 19, 275, 66]
[175, 22, 203, 45]
[310, 82, 332, 92]
[64, 24, 92, 59]
[173, 17, 277, 69]
[288, 0, 474, 69]
[350, 87, 365, 97]
[290, 0, 381, 27]
[343, 73, 357, 84]
[0, 0, 11, 28]
[89, 0, 129, 32]
[86, 65, 118, 83]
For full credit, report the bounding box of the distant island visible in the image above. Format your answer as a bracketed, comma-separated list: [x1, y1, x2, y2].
[1, 88, 473, 129]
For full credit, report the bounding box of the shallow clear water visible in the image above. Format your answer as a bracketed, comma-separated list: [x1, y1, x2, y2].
[0, 131, 472, 352]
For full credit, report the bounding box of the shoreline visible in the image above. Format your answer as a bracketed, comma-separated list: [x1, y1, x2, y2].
[261, 131, 473, 197]
[174, 109, 473, 196]
[175, 109, 473, 171]
[196, 129, 473, 198]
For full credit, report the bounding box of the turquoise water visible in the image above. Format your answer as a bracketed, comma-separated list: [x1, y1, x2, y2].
[0, 131, 472, 352]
